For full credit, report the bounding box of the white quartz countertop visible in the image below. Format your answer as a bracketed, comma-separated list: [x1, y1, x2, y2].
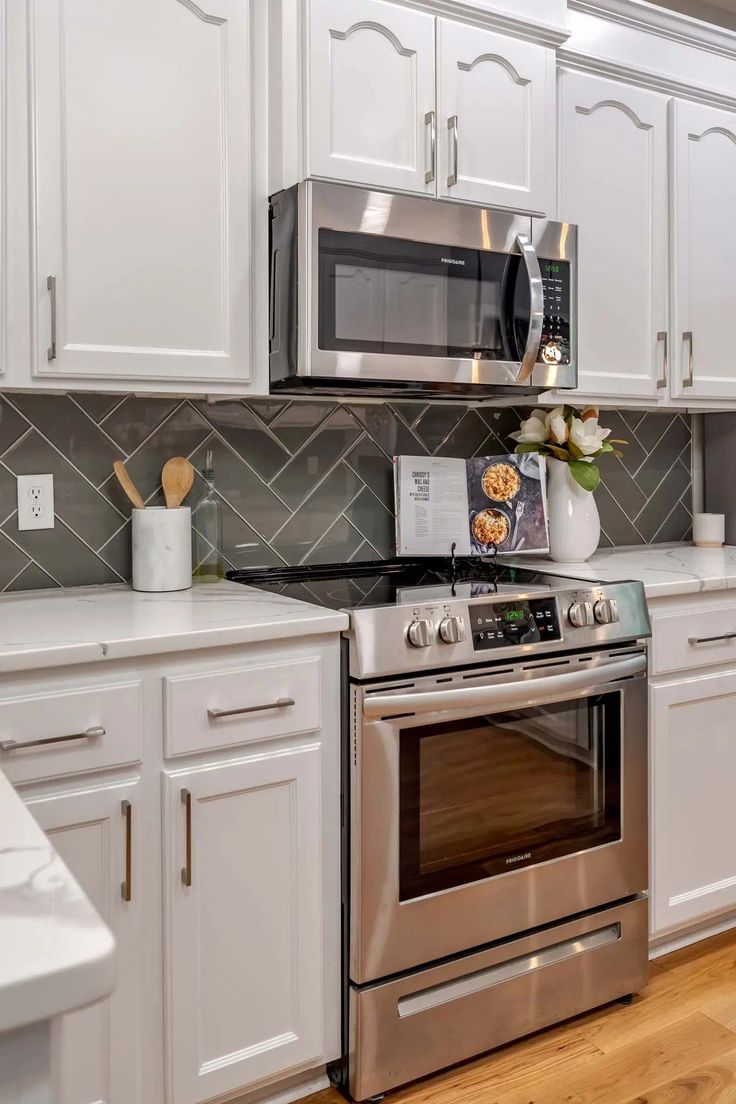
[0, 582, 349, 674]
[0, 771, 115, 1032]
[514, 544, 736, 599]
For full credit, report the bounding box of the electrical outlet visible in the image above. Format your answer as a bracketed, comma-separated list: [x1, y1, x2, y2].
[17, 474, 54, 531]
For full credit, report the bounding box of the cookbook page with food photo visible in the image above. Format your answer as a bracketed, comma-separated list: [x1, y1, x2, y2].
[467, 454, 549, 555]
[394, 454, 549, 556]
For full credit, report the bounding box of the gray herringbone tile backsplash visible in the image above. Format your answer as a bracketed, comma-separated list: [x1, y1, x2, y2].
[0, 395, 692, 592]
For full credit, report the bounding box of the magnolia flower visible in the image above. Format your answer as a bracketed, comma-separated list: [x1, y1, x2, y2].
[510, 408, 548, 445]
[569, 416, 611, 456]
[545, 406, 568, 445]
[581, 406, 599, 423]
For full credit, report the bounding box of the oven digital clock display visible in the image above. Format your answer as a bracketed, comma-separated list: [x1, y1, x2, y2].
[471, 599, 561, 650]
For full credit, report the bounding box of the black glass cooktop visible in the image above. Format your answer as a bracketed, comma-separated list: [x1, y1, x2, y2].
[227, 558, 561, 612]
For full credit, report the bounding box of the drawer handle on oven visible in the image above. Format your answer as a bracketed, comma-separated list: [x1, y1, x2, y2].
[0, 725, 106, 752]
[689, 632, 736, 646]
[207, 697, 294, 721]
[363, 654, 646, 719]
[515, 233, 544, 385]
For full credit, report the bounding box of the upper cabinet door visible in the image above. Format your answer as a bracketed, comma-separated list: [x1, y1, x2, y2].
[29, 0, 257, 388]
[559, 71, 669, 400]
[437, 20, 554, 214]
[672, 100, 736, 400]
[307, 0, 436, 194]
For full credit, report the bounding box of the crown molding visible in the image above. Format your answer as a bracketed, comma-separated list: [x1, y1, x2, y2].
[397, 0, 571, 47]
[558, 46, 736, 111]
[569, 0, 736, 62]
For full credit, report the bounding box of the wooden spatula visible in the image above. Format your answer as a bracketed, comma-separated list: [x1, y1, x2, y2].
[113, 460, 146, 510]
[162, 457, 195, 509]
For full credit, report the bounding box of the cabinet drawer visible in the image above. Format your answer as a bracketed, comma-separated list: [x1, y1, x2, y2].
[651, 604, 736, 675]
[0, 681, 143, 784]
[163, 657, 321, 757]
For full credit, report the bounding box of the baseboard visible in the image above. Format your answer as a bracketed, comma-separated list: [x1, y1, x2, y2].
[210, 1067, 330, 1104]
[649, 910, 736, 959]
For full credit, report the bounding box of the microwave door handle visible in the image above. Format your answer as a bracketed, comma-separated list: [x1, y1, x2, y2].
[362, 654, 646, 720]
[515, 233, 544, 385]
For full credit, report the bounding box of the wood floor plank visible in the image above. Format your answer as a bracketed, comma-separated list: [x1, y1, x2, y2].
[620, 1048, 736, 1103]
[703, 994, 736, 1033]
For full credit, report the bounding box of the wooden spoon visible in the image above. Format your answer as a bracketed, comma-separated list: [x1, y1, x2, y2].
[113, 460, 146, 510]
[161, 457, 195, 509]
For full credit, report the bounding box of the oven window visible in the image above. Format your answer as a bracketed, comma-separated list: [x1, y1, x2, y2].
[399, 693, 621, 901]
[318, 229, 531, 360]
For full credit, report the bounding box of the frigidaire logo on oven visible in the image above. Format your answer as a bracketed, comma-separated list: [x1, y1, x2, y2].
[506, 852, 532, 865]
[441, 257, 465, 265]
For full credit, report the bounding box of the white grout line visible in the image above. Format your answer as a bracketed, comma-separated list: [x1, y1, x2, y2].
[0, 517, 65, 588]
[67, 393, 128, 460]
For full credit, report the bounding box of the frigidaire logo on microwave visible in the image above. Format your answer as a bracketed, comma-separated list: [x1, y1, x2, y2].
[441, 257, 465, 265]
[506, 851, 532, 865]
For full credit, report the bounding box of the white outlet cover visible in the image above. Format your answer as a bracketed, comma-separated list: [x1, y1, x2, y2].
[17, 474, 55, 531]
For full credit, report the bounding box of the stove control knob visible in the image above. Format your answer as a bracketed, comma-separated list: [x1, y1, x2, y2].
[407, 619, 433, 648]
[594, 598, 619, 625]
[568, 601, 595, 628]
[439, 615, 466, 644]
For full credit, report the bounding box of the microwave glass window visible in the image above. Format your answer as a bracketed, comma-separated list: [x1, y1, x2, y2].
[319, 230, 531, 361]
[398, 693, 621, 901]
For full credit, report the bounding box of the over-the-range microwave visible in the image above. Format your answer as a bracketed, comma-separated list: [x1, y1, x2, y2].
[269, 180, 577, 399]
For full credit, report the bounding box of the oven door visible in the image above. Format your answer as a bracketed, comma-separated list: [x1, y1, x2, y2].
[351, 648, 648, 984]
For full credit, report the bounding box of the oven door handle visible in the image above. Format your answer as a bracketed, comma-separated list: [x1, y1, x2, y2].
[515, 232, 545, 385]
[362, 654, 646, 720]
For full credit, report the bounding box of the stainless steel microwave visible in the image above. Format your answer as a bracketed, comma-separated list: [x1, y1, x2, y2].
[269, 180, 577, 398]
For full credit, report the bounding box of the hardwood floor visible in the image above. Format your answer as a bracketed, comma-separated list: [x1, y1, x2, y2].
[307, 929, 736, 1104]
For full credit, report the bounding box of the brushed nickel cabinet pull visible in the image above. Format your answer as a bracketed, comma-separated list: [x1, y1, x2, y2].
[121, 800, 132, 903]
[0, 725, 105, 753]
[47, 275, 57, 361]
[682, 330, 694, 388]
[656, 331, 668, 389]
[689, 631, 736, 646]
[207, 697, 295, 721]
[447, 115, 459, 188]
[425, 110, 436, 184]
[181, 789, 192, 888]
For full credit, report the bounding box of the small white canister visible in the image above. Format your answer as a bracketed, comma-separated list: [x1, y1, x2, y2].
[132, 507, 192, 592]
[693, 512, 725, 549]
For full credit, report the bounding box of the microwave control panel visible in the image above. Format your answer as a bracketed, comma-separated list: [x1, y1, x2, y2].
[471, 598, 561, 651]
[538, 258, 571, 367]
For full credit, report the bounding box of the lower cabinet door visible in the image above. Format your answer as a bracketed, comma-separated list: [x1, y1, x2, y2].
[26, 778, 144, 1104]
[163, 743, 325, 1104]
[651, 671, 736, 935]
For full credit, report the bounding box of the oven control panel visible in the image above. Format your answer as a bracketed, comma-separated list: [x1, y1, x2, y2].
[470, 598, 561, 651]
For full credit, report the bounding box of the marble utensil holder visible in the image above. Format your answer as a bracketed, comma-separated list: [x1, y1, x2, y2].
[132, 507, 192, 592]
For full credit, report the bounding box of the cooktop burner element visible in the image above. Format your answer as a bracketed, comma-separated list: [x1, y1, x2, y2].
[228, 558, 651, 679]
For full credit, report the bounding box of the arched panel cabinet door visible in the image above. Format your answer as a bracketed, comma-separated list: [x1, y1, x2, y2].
[29, 0, 262, 392]
[672, 100, 736, 401]
[307, 0, 436, 194]
[436, 19, 555, 215]
[558, 69, 669, 401]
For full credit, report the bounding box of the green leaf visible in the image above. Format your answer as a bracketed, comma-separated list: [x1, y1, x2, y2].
[597, 442, 614, 454]
[568, 460, 601, 492]
[567, 439, 584, 460]
[608, 438, 628, 446]
[514, 442, 548, 454]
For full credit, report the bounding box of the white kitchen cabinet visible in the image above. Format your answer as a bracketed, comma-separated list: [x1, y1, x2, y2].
[437, 20, 554, 214]
[671, 99, 736, 401]
[650, 670, 736, 936]
[558, 70, 670, 400]
[26, 777, 149, 1104]
[27, 0, 263, 391]
[305, 0, 554, 214]
[307, 0, 435, 194]
[163, 741, 326, 1104]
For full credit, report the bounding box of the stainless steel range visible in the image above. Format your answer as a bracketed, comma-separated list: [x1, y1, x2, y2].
[229, 557, 651, 1100]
